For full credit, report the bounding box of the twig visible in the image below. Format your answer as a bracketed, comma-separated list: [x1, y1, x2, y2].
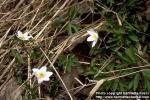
[86, 79, 105, 100]
[94, 55, 113, 78]
[136, 53, 149, 64]
[27, 54, 32, 87]
[107, 69, 150, 81]
[79, 61, 101, 66]
[74, 77, 84, 86]
[38, 85, 41, 99]
[99, 64, 150, 74]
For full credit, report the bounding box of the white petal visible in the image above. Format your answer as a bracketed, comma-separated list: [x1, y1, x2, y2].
[92, 40, 97, 47]
[37, 78, 44, 84]
[24, 31, 29, 36]
[16, 31, 33, 40]
[16, 34, 27, 40]
[28, 35, 33, 39]
[43, 77, 50, 81]
[46, 72, 53, 77]
[40, 66, 47, 72]
[32, 68, 39, 73]
[87, 36, 94, 41]
[23, 37, 29, 40]
[16, 31, 23, 36]
[43, 72, 52, 81]
[87, 29, 96, 36]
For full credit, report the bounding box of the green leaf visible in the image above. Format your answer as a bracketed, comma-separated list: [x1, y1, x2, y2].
[128, 34, 139, 42]
[66, 23, 72, 35]
[118, 82, 125, 91]
[125, 47, 136, 63]
[90, 59, 96, 68]
[58, 54, 78, 73]
[68, 5, 78, 20]
[107, 38, 119, 43]
[128, 81, 133, 90]
[142, 70, 150, 77]
[117, 47, 136, 64]
[143, 70, 150, 91]
[143, 23, 148, 32]
[117, 52, 131, 63]
[11, 49, 25, 64]
[144, 80, 150, 92]
[133, 73, 140, 91]
[106, 0, 114, 6]
[29, 47, 42, 60]
[112, 79, 119, 91]
[52, 17, 64, 28]
[66, 23, 80, 35]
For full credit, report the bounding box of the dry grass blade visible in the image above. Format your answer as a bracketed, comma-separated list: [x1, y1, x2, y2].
[0, 27, 11, 48]
[0, 58, 15, 81]
[86, 79, 105, 100]
[34, 0, 70, 40]
[27, 54, 31, 87]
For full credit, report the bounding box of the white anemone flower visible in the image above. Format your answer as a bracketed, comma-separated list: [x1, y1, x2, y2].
[16, 31, 32, 40]
[32, 66, 53, 84]
[87, 29, 99, 47]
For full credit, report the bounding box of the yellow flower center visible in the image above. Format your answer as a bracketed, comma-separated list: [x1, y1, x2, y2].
[18, 34, 26, 40]
[37, 71, 45, 78]
[92, 33, 97, 40]
[19, 36, 25, 40]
